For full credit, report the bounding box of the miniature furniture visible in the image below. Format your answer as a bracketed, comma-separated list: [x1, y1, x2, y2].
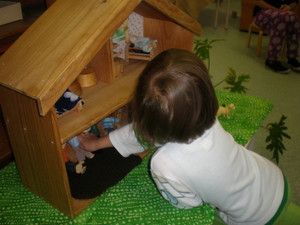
[247, 21, 267, 57]
[0, 0, 201, 218]
[125, 44, 155, 62]
[0, 89, 273, 224]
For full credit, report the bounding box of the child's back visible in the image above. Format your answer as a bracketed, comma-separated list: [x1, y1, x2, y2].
[150, 120, 283, 224]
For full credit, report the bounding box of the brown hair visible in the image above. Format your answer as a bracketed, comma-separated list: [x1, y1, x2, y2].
[132, 48, 218, 146]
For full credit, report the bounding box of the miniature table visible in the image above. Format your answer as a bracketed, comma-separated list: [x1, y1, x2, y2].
[0, 89, 272, 224]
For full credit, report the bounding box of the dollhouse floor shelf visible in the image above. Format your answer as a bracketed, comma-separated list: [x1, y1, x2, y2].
[58, 61, 147, 143]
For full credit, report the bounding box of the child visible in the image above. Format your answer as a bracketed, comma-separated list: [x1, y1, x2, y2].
[78, 49, 299, 224]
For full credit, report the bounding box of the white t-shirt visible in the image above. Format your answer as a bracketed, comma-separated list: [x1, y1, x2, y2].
[109, 120, 284, 225]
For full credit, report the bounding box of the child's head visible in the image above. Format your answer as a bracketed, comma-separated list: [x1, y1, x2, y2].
[132, 48, 218, 146]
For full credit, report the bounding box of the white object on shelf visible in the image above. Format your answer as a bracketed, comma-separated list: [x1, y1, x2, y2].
[0, 1, 23, 26]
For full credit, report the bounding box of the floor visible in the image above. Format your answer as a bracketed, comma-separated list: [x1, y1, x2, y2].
[198, 0, 300, 205]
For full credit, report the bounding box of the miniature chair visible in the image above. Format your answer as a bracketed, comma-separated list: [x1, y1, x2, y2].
[247, 21, 268, 57]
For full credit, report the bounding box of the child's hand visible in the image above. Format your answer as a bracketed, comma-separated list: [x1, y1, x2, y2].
[78, 132, 101, 152]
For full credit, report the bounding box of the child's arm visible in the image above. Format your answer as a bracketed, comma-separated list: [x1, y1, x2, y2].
[78, 124, 146, 157]
[78, 133, 112, 152]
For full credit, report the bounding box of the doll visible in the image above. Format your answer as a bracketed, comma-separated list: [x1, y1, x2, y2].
[62, 143, 87, 174]
[98, 116, 120, 136]
[66, 136, 94, 174]
[55, 89, 84, 116]
[129, 35, 157, 53]
[68, 136, 95, 163]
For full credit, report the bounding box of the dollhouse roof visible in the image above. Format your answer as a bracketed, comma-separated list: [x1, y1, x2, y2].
[0, 0, 201, 116]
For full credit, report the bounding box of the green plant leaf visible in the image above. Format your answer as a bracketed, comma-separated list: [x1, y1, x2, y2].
[265, 115, 291, 164]
[223, 68, 250, 94]
[193, 38, 222, 71]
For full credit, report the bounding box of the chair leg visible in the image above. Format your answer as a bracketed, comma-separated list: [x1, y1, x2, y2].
[247, 24, 253, 48]
[225, 0, 230, 29]
[214, 0, 220, 28]
[256, 30, 263, 57]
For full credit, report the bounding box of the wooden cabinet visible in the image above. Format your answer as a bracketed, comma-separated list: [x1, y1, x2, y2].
[0, 0, 200, 218]
[240, 0, 255, 31]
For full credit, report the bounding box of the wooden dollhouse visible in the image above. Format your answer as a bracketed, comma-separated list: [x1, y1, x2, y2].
[0, 0, 201, 218]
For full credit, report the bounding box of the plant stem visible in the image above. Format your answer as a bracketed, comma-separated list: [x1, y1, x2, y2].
[214, 79, 225, 88]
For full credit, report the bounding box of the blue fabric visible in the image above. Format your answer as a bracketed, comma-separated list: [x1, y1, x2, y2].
[55, 89, 84, 115]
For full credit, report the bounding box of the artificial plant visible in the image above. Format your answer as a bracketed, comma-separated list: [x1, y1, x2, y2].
[194, 39, 250, 93]
[263, 115, 291, 164]
[216, 68, 250, 94]
[194, 39, 221, 72]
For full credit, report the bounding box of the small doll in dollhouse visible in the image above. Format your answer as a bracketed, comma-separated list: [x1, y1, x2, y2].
[129, 35, 157, 53]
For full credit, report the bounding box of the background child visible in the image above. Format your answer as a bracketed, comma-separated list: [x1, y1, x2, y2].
[253, 0, 300, 73]
[79, 49, 299, 224]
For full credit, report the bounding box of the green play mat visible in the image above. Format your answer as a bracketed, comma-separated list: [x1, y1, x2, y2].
[0, 90, 273, 225]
